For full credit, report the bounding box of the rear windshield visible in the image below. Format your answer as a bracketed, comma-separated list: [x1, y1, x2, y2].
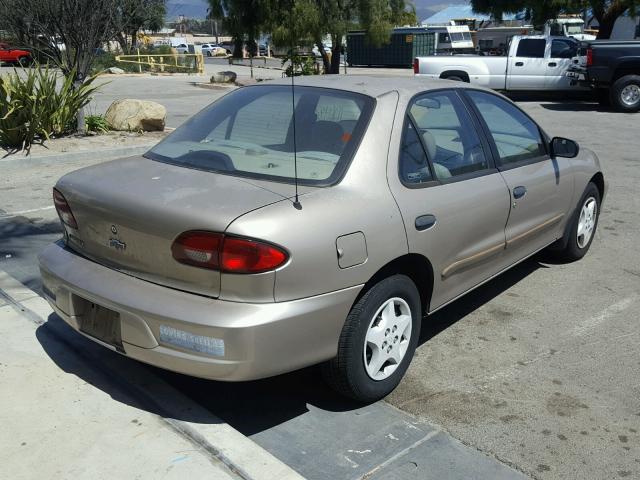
[146, 85, 375, 186]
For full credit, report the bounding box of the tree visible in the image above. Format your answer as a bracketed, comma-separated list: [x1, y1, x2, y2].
[210, 0, 417, 74]
[208, 0, 270, 57]
[0, 0, 124, 132]
[116, 0, 166, 53]
[470, 0, 638, 39]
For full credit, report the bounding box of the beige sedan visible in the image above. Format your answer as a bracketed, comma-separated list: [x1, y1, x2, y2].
[40, 76, 605, 402]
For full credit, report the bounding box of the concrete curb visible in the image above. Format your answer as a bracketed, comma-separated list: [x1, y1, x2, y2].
[1, 143, 156, 168]
[0, 270, 305, 480]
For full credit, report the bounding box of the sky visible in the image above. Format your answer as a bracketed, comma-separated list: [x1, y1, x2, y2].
[165, 0, 467, 22]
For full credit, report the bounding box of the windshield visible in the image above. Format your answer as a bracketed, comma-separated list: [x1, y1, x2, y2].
[146, 85, 374, 186]
[566, 25, 583, 35]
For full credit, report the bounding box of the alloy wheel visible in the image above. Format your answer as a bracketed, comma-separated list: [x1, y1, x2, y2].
[620, 84, 640, 107]
[363, 297, 412, 381]
[577, 197, 597, 249]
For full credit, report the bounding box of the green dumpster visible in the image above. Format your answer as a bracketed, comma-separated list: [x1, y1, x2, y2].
[346, 29, 436, 67]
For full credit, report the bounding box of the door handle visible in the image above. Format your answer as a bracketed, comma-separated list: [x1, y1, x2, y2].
[513, 186, 527, 199]
[415, 214, 437, 231]
[548, 62, 557, 67]
[515, 61, 524, 67]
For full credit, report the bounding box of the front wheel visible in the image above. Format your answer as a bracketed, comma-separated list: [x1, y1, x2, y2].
[610, 75, 640, 112]
[552, 182, 601, 261]
[322, 275, 421, 403]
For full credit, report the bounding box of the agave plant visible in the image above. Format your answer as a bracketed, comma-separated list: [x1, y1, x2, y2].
[0, 64, 102, 151]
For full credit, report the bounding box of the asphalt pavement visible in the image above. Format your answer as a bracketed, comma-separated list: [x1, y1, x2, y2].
[1, 73, 639, 480]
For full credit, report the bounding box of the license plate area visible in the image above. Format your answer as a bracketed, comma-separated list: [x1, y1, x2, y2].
[75, 296, 123, 349]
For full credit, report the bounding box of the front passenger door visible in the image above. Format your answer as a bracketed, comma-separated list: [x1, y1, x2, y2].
[507, 38, 548, 90]
[389, 90, 512, 310]
[465, 90, 574, 263]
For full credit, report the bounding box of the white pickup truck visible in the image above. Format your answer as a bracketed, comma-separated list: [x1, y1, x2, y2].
[414, 35, 585, 91]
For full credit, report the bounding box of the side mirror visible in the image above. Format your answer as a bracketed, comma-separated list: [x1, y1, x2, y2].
[550, 137, 579, 158]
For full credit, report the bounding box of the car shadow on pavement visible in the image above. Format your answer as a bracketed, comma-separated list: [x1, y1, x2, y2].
[36, 255, 548, 436]
[418, 256, 547, 346]
[539, 102, 605, 112]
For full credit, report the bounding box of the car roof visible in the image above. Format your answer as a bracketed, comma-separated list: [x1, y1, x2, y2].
[264, 75, 491, 100]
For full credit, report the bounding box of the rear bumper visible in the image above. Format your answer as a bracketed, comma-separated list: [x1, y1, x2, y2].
[39, 241, 362, 381]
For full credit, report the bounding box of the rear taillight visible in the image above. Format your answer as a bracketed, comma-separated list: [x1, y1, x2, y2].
[413, 58, 419, 74]
[586, 48, 593, 66]
[172, 231, 223, 269]
[172, 231, 288, 274]
[53, 188, 78, 229]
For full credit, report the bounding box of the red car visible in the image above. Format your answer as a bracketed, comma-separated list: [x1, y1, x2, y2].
[0, 43, 31, 65]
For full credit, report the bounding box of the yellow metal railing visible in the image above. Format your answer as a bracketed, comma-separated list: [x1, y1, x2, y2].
[115, 51, 205, 74]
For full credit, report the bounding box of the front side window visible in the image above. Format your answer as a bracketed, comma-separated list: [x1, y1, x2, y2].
[401, 91, 488, 182]
[515, 39, 546, 58]
[466, 90, 546, 166]
[146, 86, 374, 185]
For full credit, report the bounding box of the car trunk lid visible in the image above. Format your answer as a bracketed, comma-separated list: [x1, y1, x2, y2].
[56, 156, 292, 298]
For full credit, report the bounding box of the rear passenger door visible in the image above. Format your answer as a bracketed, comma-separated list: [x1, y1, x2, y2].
[507, 38, 548, 90]
[545, 38, 579, 90]
[389, 89, 512, 310]
[464, 90, 574, 263]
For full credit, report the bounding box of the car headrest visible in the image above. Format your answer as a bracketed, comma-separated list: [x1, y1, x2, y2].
[421, 130, 437, 160]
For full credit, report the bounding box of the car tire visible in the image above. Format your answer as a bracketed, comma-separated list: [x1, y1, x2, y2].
[321, 274, 421, 403]
[17, 56, 30, 67]
[443, 75, 465, 82]
[610, 75, 640, 112]
[552, 182, 601, 261]
[207, 51, 212, 57]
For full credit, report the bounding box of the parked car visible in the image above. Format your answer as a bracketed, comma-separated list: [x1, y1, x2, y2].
[201, 43, 227, 57]
[174, 43, 189, 54]
[0, 43, 31, 65]
[415, 35, 585, 91]
[580, 40, 640, 112]
[219, 41, 234, 55]
[40, 77, 605, 402]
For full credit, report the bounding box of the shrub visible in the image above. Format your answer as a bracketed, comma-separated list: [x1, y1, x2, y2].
[0, 65, 101, 150]
[282, 52, 319, 77]
[85, 114, 110, 134]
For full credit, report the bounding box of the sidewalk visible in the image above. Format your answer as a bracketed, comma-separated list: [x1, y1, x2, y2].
[0, 271, 304, 480]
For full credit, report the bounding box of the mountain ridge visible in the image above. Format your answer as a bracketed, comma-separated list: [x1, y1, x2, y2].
[165, 0, 467, 22]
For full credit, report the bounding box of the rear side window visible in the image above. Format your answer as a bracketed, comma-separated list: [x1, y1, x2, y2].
[146, 86, 374, 186]
[467, 90, 545, 166]
[550, 39, 577, 58]
[516, 39, 546, 58]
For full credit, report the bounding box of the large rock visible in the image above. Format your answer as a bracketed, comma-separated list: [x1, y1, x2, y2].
[211, 71, 237, 84]
[106, 67, 125, 74]
[105, 99, 166, 132]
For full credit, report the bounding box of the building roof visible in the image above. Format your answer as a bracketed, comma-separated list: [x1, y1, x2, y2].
[422, 5, 522, 25]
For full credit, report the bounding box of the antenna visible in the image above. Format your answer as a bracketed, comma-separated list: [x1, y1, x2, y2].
[290, 2, 302, 210]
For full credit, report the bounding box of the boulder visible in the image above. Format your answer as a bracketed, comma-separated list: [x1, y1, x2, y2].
[211, 70, 237, 84]
[105, 99, 166, 132]
[106, 66, 125, 74]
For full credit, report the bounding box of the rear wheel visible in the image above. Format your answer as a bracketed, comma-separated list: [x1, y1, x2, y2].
[17, 56, 30, 67]
[322, 275, 421, 403]
[610, 75, 640, 112]
[443, 75, 465, 82]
